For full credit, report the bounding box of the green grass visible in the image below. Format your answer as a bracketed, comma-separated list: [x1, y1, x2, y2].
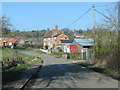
[78, 62, 120, 76]
[36, 50, 46, 54]
[5, 58, 42, 72]
[104, 69, 120, 76]
[1, 48, 13, 58]
[1, 49, 43, 72]
[17, 52, 35, 62]
[48, 53, 57, 56]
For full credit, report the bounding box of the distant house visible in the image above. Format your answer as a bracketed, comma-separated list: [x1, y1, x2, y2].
[43, 25, 69, 49]
[15, 37, 32, 45]
[0, 37, 16, 47]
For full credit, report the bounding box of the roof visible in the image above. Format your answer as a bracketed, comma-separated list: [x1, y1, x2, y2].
[43, 30, 52, 38]
[73, 38, 94, 46]
[43, 29, 60, 38]
[53, 33, 61, 37]
[60, 40, 73, 43]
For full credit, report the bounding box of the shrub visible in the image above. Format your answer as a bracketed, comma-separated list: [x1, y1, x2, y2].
[45, 45, 48, 50]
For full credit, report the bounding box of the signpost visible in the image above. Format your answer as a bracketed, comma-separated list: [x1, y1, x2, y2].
[81, 48, 86, 60]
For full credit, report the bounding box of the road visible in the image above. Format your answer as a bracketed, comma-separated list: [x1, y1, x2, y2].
[18, 49, 118, 88]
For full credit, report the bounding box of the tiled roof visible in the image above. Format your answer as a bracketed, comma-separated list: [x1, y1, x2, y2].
[43, 30, 52, 38]
[44, 30, 60, 38]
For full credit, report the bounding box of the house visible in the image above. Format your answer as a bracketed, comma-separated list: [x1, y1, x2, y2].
[0, 37, 16, 47]
[15, 37, 32, 45]
[43, 25, 69, 49]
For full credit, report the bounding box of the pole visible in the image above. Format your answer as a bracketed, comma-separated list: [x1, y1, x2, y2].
[92, 4, 96, 62]
[92, 4, 96, 30]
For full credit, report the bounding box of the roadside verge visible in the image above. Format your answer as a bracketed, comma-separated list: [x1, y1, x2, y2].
[3, 60, 43, 89]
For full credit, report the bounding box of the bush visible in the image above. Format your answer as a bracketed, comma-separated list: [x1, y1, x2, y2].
[45, 45, 48, 50]
[67, 53, 82, 60]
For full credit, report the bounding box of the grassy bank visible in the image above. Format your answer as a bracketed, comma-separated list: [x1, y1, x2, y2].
[36, 50, 46, 54]
[1, 48, 13, 58]
[77, 62, 120, 80]
[2, 49, 43, 83]
[5, 52, 43, 72]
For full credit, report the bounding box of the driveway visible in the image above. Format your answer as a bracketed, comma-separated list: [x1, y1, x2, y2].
[17, 49, 119, 88]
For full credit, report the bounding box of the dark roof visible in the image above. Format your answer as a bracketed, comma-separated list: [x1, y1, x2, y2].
[43, 30, 52, 38]
[60, 40, 73, 43]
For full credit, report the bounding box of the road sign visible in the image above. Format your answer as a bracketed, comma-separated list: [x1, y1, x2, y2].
[81, 49, 86, 53]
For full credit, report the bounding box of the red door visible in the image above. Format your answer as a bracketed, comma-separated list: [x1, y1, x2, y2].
[70, 45, 77, 53]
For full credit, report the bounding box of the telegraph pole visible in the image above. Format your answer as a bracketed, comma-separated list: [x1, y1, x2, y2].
[92, 4, 96, 62]
[92, 4, 96, 31]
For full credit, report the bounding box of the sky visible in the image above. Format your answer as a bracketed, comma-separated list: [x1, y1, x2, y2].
[2, 2, 117, 31]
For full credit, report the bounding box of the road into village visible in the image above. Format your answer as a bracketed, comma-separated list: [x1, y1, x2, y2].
[18, 49, 118, 88]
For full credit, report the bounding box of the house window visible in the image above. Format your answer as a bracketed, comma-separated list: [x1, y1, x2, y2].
[48, 42, 51, 46]
[65, 37, 67, 39]
[9, 38, 12, 40]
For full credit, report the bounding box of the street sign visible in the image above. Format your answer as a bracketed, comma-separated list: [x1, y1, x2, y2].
[81, 49, 86, 53]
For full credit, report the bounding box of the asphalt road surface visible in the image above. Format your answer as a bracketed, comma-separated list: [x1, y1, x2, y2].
[18, 49, 119, 88]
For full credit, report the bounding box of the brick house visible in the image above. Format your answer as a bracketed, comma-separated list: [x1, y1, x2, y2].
[43, 25, 69, 49]
[0, 37, 16, 47]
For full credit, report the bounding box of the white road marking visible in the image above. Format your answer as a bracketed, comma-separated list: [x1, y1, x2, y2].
[66, 72, 77, 83]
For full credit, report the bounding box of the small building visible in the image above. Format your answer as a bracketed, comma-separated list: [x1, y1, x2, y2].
[15, 37, 32, 45]
[64, 38, 94, 60]
[73, 38, 93, 60]
[0, 37, 16, 47]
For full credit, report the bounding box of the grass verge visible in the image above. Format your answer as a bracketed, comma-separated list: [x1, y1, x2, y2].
[3, 52, 43, 83]
[77, 62, 120, 80]
[36, 50, 47, 54]
[5, 52, 43, 72]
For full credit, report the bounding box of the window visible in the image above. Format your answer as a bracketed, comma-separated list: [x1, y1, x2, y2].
[65, 37, 67, 39]
[48, 42, 51, 46]
[9, 38, 12, 40]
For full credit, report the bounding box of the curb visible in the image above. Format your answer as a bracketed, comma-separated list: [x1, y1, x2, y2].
[19, 62, 43, 90]
[3, 62, 43, 90]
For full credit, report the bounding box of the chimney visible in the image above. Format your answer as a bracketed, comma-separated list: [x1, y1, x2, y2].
[55, 25, 58, 30]
[47, 28, 50, 31]
[61, 29, 64, 34]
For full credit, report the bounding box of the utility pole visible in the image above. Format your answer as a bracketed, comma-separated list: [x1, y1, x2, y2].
[92, 4, 96, 62]
[92, 4, 96, 30]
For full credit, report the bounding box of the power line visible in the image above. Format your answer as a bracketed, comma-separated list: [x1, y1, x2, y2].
[64, 7, 92, 28]
[94, 9, 111, 19]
